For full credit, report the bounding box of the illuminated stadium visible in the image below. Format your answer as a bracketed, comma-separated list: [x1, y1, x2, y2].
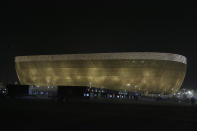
[15, 52, 187, 94]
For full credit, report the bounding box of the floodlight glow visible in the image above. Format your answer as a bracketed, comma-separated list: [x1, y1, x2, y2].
[127, 83, 131, 86]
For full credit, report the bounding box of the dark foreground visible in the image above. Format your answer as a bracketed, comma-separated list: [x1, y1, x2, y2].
[0, 99, 197, 131]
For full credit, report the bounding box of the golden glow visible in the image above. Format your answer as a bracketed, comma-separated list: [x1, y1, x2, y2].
[15, 59, 187, 94]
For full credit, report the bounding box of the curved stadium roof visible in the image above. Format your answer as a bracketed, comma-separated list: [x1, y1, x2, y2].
[15, 52, 187, 64]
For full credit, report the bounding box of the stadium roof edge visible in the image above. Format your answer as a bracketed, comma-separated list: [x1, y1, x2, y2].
[15, 52, 187, 64]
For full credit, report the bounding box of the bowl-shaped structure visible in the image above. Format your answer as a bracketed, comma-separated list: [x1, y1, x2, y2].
[15, 52, 187, 94]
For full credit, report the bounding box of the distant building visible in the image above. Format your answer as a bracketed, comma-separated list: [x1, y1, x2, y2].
[0, 82, 5, 89]
[0, 82, 6, 95]
[15, 52, 187, 94]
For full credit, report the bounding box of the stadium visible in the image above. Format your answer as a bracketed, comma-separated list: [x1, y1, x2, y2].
[15, 52, 187, 95]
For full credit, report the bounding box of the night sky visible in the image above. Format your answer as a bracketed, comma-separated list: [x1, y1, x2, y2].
[0, 2, 196, 89]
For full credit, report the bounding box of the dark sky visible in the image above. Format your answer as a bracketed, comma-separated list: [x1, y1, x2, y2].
[0, 2, 196, 89]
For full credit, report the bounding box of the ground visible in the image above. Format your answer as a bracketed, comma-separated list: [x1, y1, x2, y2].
[0, 98, 197, 130]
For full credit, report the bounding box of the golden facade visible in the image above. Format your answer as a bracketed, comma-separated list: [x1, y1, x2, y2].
[15, 52, 187, 94]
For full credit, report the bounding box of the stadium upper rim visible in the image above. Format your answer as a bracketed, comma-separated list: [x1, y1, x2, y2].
[15, 52, 187, 64]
